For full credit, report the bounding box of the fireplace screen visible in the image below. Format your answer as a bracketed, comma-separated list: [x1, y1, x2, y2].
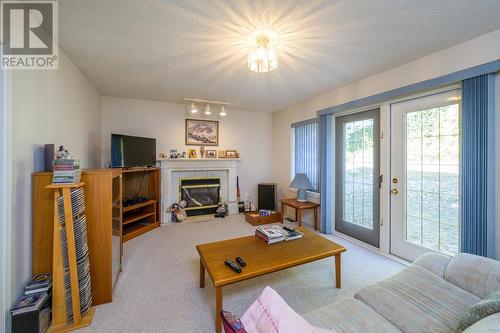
[180, 177, 221, 216]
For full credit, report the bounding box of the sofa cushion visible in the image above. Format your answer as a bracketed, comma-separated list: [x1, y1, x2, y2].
[303, 298, 401, 333]
[413, 252, 452, 278]
[444, 253, 500, 299]
[455, 289, 500, 333]
[354, 264, 480, 333]
[462, 313, 500, 333]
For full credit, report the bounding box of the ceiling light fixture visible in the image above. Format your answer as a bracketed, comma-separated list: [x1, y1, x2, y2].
[248, 31, 278, 73]
[190, 102, 198, 113]
[204, 104, 211, 115]
[184, 98, 229, 118]
[219, 105, 226, 116]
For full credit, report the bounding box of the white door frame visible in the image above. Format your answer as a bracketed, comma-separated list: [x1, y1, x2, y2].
[1, 68, 13, 333]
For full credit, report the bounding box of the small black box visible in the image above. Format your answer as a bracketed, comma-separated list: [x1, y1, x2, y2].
[11, 297, 50, 333]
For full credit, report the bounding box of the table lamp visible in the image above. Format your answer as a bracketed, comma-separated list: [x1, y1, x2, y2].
[290, 173, 312, 202]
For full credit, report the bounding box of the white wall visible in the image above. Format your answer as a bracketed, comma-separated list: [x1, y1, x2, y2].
[273, 29, 500, 231]
[101, 97, 273, 204]
[11, 49, 101, 302]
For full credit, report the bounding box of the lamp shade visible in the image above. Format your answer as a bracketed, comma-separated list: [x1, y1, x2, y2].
[290, 173, 312, 190]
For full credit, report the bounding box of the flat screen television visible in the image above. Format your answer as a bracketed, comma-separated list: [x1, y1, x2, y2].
[111, 134, 156, 168]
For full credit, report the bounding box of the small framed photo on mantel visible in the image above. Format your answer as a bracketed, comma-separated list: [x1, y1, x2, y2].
[225, 150, 237, 158]
[205, 150, 217, 158]
[185, 119, 219, 146]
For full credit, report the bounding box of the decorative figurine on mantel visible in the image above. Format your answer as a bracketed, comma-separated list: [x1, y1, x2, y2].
[55, 145, 72, 159]
[168, 149, 187, 159]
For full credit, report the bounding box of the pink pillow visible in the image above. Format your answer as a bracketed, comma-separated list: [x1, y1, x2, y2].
[240, 286, 334, 333]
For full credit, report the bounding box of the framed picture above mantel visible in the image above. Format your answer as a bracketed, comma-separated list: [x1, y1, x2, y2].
[185, 119, 219, 146]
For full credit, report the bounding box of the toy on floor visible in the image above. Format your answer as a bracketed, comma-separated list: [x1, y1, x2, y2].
[215, 203, 228, 218]
[170, 201, 187, 222]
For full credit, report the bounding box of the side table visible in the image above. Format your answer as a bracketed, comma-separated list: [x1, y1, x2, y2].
[280, 197, 320, 230]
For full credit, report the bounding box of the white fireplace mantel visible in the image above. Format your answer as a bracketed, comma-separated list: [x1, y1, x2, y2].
[158, 158, 240, 223]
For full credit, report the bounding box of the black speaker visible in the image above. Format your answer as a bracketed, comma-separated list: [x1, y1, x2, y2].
[44, 144, 55, 171]
[258, 183, 277, 211]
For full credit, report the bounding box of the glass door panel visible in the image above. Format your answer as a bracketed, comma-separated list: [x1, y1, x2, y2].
[404, 105, 460, 255]
[336, 109, 380, 247]
[343, 119, 374, 229]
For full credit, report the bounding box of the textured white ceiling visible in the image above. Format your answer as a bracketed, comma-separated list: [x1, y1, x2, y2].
[59, 0, 500, 112]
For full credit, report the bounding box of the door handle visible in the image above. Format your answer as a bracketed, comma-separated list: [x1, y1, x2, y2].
[391, 189, 399, 195]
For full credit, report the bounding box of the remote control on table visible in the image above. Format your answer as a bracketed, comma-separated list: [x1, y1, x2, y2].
[235, 256, 246, 267]
[283, 225, 295, 232]
[225, 259, 241, 273]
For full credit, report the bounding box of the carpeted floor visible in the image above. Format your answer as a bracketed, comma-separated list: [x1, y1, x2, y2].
[79, 215, 404, 333]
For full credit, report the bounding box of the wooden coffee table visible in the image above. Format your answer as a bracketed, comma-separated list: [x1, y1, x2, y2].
[196, 227, 346, 332]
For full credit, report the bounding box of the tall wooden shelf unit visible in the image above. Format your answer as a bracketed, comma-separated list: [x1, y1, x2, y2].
[33, 168, 160, 307]
[121, 168, 161, 242]
[33, 169, 122, 306]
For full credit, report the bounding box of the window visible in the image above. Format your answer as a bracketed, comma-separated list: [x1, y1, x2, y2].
[292, 119, 319, 192]
[343, 118, 375, 229]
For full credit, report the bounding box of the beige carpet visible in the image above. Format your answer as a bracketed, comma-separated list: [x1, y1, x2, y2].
[79, 215, 404, 332]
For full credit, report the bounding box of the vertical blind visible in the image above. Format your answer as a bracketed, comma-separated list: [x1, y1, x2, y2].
[460, 74, 496, 258]
[293, 119, 319, 192]
[319, 114, 333, 233]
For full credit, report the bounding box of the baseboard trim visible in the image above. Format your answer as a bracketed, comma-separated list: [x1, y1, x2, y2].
[331, 231, 410, 266]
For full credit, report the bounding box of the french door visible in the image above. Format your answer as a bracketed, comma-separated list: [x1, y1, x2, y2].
[390, 90, 461, 261]
[335, 109, 380, 248]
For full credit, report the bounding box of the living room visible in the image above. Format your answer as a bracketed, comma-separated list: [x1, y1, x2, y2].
[1, 1, 500, 333]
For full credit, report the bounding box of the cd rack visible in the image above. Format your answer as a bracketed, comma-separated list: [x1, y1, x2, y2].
[45, 183, 94, 332]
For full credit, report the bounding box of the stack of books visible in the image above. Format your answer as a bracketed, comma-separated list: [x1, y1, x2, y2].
[255, 226, 304, 244]
[11, 287, 51, 333]
[11, 292, 49, 316]
[24, 273, 52, 295]
[52, 159, 81, 184]
[255, 226, 285, 244]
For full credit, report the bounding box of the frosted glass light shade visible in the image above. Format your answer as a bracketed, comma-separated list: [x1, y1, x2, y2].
[190, 102, 198, 113]
[204, 104, 211, 115]
[219, 105, 226, 116]
[248, 34, 278, 73]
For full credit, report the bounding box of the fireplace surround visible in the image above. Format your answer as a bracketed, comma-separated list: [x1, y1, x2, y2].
[159, 158, 240, 222]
